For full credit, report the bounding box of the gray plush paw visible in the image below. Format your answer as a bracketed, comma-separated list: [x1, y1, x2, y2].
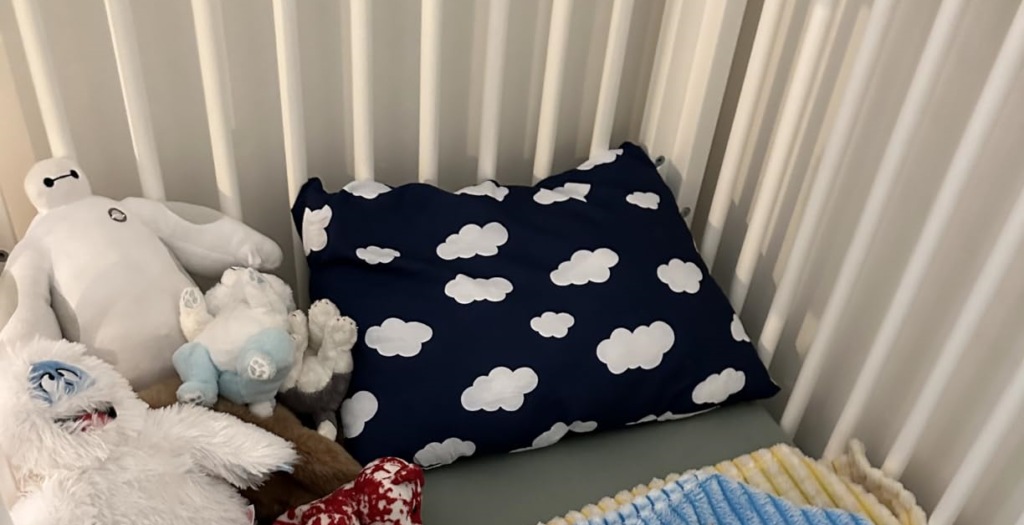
[249, 400, 275, 418]
[309, 299, 342, 348]
[317, 421, 338, 441]
[324, 316, 358, 350]
[177, 381, 216, 407]
[180, 287, 205, 312]
[247, 354, 276, 380]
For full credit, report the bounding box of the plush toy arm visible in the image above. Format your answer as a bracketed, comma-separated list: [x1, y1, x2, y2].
[282, 310, 309, 391]
[10, 490, 59, 525]
[9, 478, 87, 525]
[147, 403, 298, 489]
[0, 241, 61, 345]
[119, 197, 283, 278]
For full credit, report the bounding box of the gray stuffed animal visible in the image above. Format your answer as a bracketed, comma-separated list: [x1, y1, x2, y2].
[279, 300, 357, 442]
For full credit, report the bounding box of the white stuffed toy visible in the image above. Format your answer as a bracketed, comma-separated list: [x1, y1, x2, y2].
[279, 300, 358, 441]
[0, 338, 298, 525]
[0, 158, 283, 389]
[176, 267, 297, 417]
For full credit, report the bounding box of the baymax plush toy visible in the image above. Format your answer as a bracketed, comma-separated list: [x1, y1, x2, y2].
[274, 457, 424, 525]
[0, 338, 298, 525]
[279, 299, 358, 441]
[176, 267, 297, 417]
[0, 157, 282, 389]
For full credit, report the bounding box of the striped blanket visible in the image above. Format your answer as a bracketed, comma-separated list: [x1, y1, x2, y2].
[564, 472, 875, 525]
[542, 441, 926, 525]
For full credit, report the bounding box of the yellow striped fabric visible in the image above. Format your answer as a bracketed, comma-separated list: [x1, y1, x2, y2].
[539, 441, 927, 525]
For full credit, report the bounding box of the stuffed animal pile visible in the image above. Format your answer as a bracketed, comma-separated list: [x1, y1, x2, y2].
[0, 338, 298, 525]
[0, 158, 282, 389]
[0, 157, 415, 524]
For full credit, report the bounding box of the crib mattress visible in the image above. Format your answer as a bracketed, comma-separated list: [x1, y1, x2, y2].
[421, 402, 788, 525]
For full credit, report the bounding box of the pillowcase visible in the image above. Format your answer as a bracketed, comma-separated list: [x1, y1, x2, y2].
[292, 142, 778, 467]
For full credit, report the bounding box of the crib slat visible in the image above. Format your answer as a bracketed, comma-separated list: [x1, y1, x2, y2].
[928, 354, 1024, 525]
[589, 0, 634, 157]
[272, 0, 310, 307]
[104, 0, 165, 201]
[780, 0, 971, 438]
[11, 0, 76, 159]
[350, 0, 375, 182]
[757, 0, 897, 364]
[699, 0, 784, 268]
[419, 0, 442, 185]
[669, 0, 746, 222]
[272, 0, 308, 204]
[639, 0, 683, 150]
[477, 0, 510, 182]
[877, 2, 1024, 476]
[191, 0, 243, 220]
[882, 175, 1024, 478]
[817, 0, 1024, 455]
[0, 187, 14, 252]
[532, 0, 574, 182]
[727, 0, 837, 311]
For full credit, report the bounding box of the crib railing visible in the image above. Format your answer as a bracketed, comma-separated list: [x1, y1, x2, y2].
[4, 1, 1024, 524]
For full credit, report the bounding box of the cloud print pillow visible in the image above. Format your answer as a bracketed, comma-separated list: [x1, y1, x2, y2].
[293, 143, 778, 467]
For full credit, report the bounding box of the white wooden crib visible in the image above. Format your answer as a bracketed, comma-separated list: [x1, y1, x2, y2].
[2, 1, 1023, 524]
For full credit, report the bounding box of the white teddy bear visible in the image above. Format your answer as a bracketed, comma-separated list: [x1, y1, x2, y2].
[176, 268, 297, 417]
[0, 338, 298, 525]
[279, 300, 358, 441]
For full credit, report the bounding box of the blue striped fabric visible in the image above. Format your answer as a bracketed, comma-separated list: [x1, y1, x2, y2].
[584, 474, 874, 525]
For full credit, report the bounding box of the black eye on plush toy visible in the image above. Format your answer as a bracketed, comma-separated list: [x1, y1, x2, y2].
[42, 171, 79, 188]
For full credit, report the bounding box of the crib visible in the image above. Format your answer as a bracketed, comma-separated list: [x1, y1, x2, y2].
[1, 1, 1023, 524]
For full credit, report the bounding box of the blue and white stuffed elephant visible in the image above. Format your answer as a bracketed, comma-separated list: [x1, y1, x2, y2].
[174, 267, 297, 417]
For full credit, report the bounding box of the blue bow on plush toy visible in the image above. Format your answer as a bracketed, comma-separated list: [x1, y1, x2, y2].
[173, 267, 297, 417]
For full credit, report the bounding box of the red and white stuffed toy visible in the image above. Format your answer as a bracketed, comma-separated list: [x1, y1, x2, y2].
[275, 457, 424, 525]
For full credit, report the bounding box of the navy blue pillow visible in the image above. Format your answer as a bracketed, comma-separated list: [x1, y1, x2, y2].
[292, 143, 778, 467]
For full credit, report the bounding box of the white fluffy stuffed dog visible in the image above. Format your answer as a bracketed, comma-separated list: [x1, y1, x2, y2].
[0, 338, 298, 525]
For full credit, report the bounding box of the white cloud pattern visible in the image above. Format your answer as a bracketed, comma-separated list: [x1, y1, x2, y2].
[534, 182, 591, 205]
[657, 259, 703, 294]
[436, 222, 508, 260]
[343, 180, 392, 199]
[365, 318, 433, 357]
[520, 421, 597, 451]
[414, 438, 476, 469]
[461, 367, 538, 412]
[597, 321, 675, 374]
[550, 248, 619, 286]
[530, 312, 575, 339]
[356, 246, 400, 265]
[731, 314, 750, 342]
[302, 205, 333, 255]
[577, 148, 623, 170]
[626, 408, 716, 426]
[444, 274, 513, 304]
[626, 191, 660, 210]
[456, 180, 509, 202]
[340, 391, 378, 438]
[692, 368, 746, 404]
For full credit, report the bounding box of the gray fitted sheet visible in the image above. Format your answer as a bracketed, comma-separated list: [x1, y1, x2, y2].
[421, 403, 787, 525]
